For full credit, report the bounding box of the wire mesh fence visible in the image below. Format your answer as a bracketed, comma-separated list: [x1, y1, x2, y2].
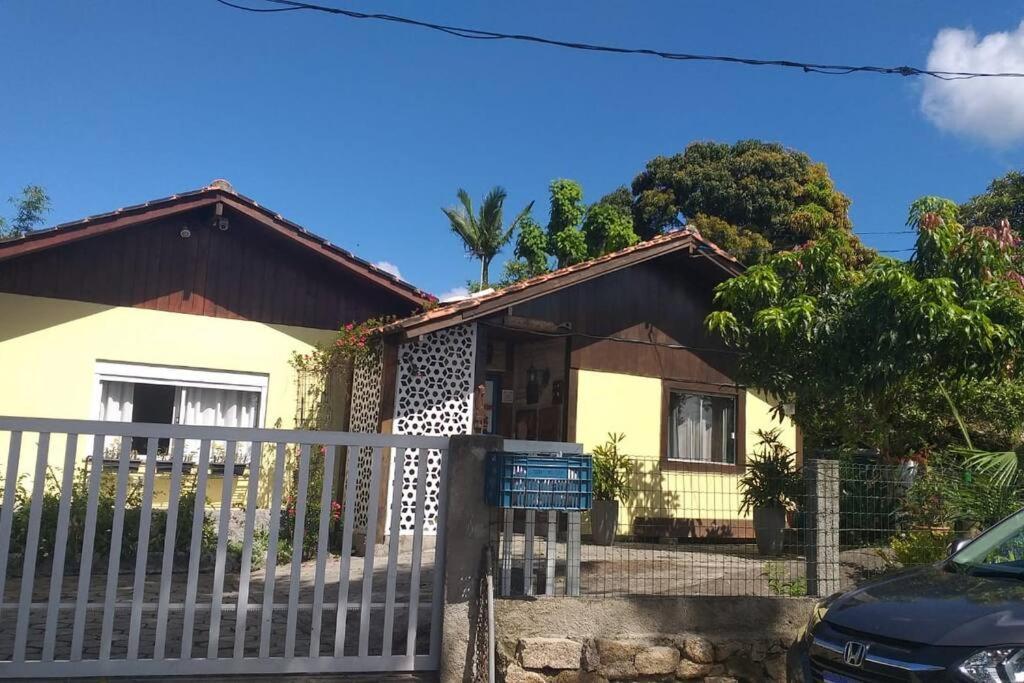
[489, 454, 971, 598]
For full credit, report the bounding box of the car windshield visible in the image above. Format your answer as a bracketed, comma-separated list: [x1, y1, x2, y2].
[951, 508, 1024, 576]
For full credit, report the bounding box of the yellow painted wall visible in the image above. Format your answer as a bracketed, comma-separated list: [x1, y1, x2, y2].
[0, 292, 338, 505]
[573, 369, 797, 536]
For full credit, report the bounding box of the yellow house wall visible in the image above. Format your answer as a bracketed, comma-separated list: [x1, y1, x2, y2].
[573, 369, 796, 534]
[0, 292, 338, 506]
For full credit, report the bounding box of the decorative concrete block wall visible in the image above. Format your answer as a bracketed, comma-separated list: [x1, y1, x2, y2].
[350, 349, 383, 532]
[389, 323, 477, 534]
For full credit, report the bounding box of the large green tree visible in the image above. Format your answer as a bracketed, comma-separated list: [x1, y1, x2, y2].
[0, 185, 51, 239]
[630, 140, 854, 262]
[960, 170, 1024, 229]
[706, 199, 1024, 457]
[442, 187, 533, 287]
[546, 179, 588, 268]
[501, 179, 640, 283]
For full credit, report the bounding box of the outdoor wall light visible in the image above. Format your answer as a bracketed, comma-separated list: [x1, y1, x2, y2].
[179, 227, 192, 239]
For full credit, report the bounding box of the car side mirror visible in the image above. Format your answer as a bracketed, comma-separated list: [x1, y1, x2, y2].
[948, 538, 971, 556]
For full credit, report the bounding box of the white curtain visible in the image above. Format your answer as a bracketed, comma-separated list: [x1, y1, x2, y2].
[669, 394, 712, 462]
[98, 381, 135, 454]
[178, 387, 260, 463]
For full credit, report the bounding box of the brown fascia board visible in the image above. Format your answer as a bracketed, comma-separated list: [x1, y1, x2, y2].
[397, 234, 705, 339]
[0, 193, 219, 262]
[0, 188, 435, 307]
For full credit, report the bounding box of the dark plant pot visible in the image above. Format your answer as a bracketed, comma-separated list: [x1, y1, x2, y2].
[753, 504, 786, 556]
[591, 500, 618, 546]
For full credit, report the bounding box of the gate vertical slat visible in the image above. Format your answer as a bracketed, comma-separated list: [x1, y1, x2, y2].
[333, 443, 360, 658]
[545, 512, 556, 597]
[43, 433, 79, 662]
[99, 436, 132, 661]
[259, 441, 288, 659]
[208, 441, 237, 659]
[70, 434, 106, 661]
[380, 446, 405, 657]
[566, 511, 581, 597]
[404, 449, 429, 658]
[234, 441, 263, 659]
[428, 448, 450, 663]
[523, 509, 535, 596]
[0, 430, 23, 626]
[500, 508, 513, 596]
[357, 448, 382, 657]
[127, 438, 159, 659]
[285, 443, 311, 658]
[181, 440, 211, 659]
[154, 439, 185, 660]
[309, 446, 336, 657]
[14, 432, 51, 662]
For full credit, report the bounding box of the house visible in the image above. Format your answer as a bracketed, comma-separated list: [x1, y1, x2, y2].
[0, 179, 433, 490]
[350, 229, 799, 540]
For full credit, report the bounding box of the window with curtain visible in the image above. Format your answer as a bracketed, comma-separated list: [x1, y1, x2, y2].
[666, 391, 736, 464]
[95, 364, 266, 464]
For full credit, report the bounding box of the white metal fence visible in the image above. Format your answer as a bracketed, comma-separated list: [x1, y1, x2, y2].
[0, 416, 450, 678]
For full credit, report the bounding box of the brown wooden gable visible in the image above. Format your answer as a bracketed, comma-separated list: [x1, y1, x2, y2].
[0, 194, 427, 330]
[507, 254, 738, 386]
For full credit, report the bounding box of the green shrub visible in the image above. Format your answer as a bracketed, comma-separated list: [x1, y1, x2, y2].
[739, 429, 801, 515]
[884, 529, 952, 567]
[6, 463, 216, 566]
[591, 433, 633, 502]
[763, 561, 807, 597]
[279, 446, 344, 561]
[900, 452, 1024, 533]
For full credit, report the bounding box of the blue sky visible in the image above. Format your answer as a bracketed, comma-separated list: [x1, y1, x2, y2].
[3, 1, 1024, 298]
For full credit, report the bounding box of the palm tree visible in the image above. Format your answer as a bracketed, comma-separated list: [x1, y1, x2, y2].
[443, 187, 534, 288]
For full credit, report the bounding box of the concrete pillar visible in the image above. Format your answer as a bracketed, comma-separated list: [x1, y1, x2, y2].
[805, 459, 840, 598]
[440, 434, 503, 683]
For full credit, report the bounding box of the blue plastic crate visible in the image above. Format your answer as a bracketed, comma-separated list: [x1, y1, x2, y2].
[484, 451, 593, 510]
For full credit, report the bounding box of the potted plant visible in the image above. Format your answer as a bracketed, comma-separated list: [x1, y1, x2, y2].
[590, 433, 633, 546]
[739, 429, 801, 556]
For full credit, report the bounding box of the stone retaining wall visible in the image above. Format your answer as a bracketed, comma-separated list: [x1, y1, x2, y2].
[495, 596, 814, 683]
[503, 633, 792, 682]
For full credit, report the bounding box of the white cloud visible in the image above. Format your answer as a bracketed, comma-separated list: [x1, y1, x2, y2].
[438, 286, 469, 302]
[921, 20, 1024, 146]
[373, 261, 403, 280]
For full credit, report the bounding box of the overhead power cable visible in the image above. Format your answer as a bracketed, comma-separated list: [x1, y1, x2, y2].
[216, 0, 1024, 81]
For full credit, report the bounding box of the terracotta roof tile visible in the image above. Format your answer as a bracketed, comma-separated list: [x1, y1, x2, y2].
[389, 227, 741, 333]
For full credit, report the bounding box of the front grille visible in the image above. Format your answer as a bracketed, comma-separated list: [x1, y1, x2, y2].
[810, 657, 906, 682]
[807, 624, 952, 683]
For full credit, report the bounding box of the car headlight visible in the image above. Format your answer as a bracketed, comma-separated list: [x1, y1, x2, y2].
[960, 649, 1024, 682]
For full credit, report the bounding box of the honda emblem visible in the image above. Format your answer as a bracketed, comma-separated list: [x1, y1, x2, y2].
[844, 641, 867, 668]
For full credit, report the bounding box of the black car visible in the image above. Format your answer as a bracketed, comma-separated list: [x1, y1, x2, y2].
[789, 507, 1024, 682]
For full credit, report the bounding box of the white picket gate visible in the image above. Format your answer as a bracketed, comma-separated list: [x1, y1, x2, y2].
[0, 416, 450, 678]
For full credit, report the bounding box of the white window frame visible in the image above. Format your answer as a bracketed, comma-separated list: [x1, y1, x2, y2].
[92, 360, 269, 428]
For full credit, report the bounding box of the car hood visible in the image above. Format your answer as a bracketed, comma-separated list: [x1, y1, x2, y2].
[825, 565, 1024, 647]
